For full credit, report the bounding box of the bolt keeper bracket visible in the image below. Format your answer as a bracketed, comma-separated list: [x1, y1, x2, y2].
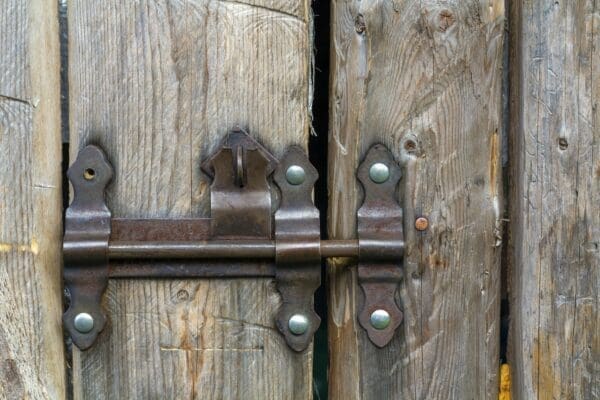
[63, 130, 404, 351]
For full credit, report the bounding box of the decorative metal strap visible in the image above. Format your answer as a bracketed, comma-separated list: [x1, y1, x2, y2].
[356, 145, 404, 347]
[273, 147, 321, 351]
[63, 145, 113, 350]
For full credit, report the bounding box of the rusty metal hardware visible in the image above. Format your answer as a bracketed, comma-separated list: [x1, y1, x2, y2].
[273, 147, 321, 351]
[357, 145, 404, 347]
[201, 130, 277, 238]
[63, 146, 113, 349]
[63, 131, 405, 350]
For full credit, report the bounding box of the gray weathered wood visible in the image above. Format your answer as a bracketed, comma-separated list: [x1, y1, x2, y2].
[68, 0, 313, 398]
[508, 2, 599, 399]
[327, 1, 505, 398]
[0, 0, 65, 398]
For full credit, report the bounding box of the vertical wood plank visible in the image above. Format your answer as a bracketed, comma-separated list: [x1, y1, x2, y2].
[68, 0, 313, 398]
[0, 0, 65, 398]
[508, 2, 599, 399]
[327, 1, 505, 399]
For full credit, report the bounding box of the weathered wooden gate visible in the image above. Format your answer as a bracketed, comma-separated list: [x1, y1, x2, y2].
[0, 0, 597, 399]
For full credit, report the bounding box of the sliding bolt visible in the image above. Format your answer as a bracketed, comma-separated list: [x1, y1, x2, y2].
[74, 312, 94, 333]
[370, 309, 391, 330]
[369, 163, 389, 183]
[288, 314, 309, 335]
[286, 165, 306, 185]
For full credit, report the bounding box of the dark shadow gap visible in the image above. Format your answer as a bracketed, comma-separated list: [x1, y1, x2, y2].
[58, 0, 72, 398]
[499, 0, 511, 365]
[59, 0, 69, 146]
[308, 0, 330, 398]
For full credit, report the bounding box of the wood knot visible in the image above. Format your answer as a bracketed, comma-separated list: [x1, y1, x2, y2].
[176, 289, 190, 302]
[355, 14, 366, 34]
[558, 137, 568, 150]
[438, 9, 455, 32]
[404, 139, 417, 154]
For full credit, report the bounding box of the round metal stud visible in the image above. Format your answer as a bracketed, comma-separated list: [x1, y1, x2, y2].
[415, 216, 429, 231]
[370, 309, 391, 330]
[74, 312, 94, 333]
[285, 165, 306, 185]
[369, 163, 390, 183]
[288, 314, 309, 335]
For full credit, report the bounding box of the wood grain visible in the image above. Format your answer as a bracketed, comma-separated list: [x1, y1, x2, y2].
[508, 2, 599, 399]
[327, 1, 505, 398]
[68, 0, 313, 398]
[0, 0, 64, 398]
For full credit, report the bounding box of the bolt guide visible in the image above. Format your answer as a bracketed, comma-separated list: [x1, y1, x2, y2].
[63, 130, 406, 350]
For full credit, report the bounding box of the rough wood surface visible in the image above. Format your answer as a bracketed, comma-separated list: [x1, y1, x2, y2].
[0, 0, 65, 399]
[68, 0, 313, 398]
[508, 2, 599, 399]
[327, 1, 505, 399]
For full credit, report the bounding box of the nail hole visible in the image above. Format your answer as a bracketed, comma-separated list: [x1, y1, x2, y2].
[558, 138, 568, 150]
[83, 168, 96, 180]
[404, 140, 417, 153]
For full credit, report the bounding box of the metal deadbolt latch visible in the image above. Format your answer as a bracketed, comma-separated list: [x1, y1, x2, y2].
[63, 130, 405, 351]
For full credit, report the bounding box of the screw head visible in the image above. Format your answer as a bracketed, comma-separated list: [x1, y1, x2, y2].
[73, 312, 94, 333]
[370, 309, 391, 330]
[286, 165, 306, 185]
[288, 314, 309, 335]
[369, 163, 390, 183]
[415, 217, 429, 231]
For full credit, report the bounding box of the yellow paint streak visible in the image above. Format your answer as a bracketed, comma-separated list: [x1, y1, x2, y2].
[499, 364, 510, 400]
[30, 239, 39, 255]
[0, 239, 39, 255]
